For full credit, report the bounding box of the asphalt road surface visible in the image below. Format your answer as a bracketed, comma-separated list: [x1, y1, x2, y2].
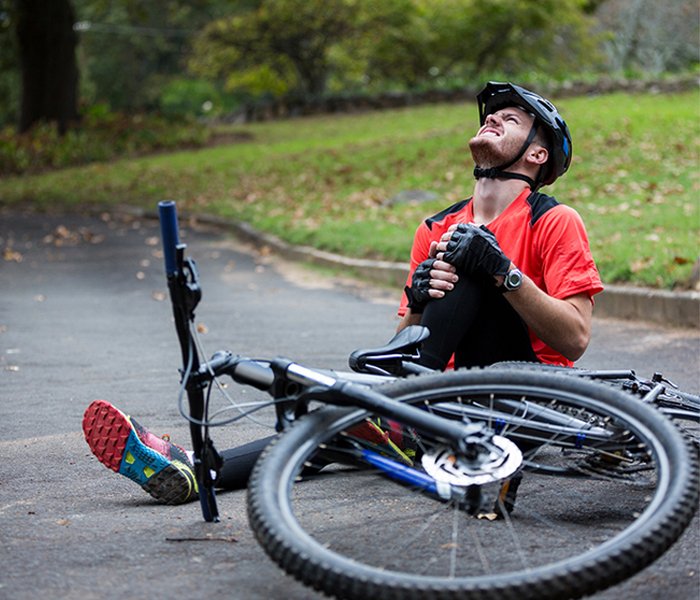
[1, 209, 698, 600]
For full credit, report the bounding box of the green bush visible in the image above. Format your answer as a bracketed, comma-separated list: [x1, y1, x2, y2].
[159, 78, 222, 118]
[0, 109, 211, 175]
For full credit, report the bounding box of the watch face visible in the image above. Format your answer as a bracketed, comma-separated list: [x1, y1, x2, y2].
[505, 269, 523, 291]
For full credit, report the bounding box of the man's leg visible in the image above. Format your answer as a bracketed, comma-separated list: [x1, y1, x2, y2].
[418, 276, 537, 370]
[453, 284, 538, 367]
[217, 437, 274, 490]
[418, 275, 487, 370]
[84, 400, 276, 501]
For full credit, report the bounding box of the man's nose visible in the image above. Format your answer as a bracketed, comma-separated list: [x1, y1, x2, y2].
[485, 113, 501, 126]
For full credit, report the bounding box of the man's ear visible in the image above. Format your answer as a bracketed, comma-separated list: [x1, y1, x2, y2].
[527, 145, 549, 166]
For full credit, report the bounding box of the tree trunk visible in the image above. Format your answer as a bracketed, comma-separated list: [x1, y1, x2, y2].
[15, 0, 79, 134]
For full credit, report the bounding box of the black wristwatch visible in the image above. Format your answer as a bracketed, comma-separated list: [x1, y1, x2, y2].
[502, 268, 523, 292]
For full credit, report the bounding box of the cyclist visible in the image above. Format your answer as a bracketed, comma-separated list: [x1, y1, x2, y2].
[83, 81, 603, 505]
[399, 81, 603, 369]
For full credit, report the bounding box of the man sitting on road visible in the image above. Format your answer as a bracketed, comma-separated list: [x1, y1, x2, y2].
[83, 82, 603, 505]
[399, 81, 602, 370]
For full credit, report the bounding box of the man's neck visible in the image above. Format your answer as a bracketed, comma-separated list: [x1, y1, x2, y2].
[471, 178, 530, 224]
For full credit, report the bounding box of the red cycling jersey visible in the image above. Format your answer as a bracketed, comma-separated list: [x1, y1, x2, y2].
[398, 188, 604, 366]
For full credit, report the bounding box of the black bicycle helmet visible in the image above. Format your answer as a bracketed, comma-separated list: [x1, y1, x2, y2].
[474, 81, 572, 188]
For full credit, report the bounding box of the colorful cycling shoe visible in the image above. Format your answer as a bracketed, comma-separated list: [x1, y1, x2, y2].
[82, 400, 198, 505]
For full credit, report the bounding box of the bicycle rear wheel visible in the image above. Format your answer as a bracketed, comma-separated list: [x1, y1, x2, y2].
[247, 369, 698, 600]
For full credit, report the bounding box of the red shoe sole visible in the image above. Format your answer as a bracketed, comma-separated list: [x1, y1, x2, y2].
[82, 400, 132, 472]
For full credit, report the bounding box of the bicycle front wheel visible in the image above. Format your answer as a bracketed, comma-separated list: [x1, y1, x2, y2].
[247, 369, 698, 600]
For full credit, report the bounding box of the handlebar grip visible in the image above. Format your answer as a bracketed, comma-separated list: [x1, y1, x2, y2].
[232, 360, 275, 391]
[158, 200, 180, 277]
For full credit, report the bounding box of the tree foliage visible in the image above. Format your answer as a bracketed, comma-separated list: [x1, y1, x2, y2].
[365, 0, 601, 88]
[0, 0, 19, 125]
[1, 0, 697, 128]
[189, 0, 603, 100]
[189, 0, 370, 98]
[595, 0, 699, 73]
[72, 0, 231, 110]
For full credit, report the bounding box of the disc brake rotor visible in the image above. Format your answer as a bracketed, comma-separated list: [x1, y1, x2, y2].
[421, 435, 522, 486]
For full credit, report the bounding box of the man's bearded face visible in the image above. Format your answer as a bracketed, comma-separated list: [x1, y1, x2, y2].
[469, 106, 535, 168]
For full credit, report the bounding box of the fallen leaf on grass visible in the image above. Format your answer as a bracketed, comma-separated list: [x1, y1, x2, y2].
[630, 258, 653, 273]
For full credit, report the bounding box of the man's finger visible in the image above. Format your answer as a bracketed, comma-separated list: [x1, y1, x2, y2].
[429, 278, 455, 291]
[429, 270, 458, 285]
[428, 240, 439, 258]
[431, 260, 457, 273]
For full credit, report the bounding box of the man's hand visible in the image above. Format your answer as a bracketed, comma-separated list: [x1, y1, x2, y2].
[439, 224, 511, 279]
[405, 255, 458, 313]
[404, 258, 434, 313]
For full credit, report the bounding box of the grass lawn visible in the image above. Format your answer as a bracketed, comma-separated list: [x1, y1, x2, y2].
[1, 90, 698, 289]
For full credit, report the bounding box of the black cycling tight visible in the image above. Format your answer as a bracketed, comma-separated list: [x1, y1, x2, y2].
[418, 274, 538, 370]
[218, 436, 275, 490]
[218, 435, 320, 490]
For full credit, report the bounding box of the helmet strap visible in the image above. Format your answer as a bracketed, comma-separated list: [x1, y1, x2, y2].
[474, 121, 540, 189]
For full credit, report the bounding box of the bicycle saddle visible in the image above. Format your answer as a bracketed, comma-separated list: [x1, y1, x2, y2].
[349, 325, 430, 374]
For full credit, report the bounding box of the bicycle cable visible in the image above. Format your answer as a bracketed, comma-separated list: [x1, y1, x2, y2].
[174, 322, 277, 429]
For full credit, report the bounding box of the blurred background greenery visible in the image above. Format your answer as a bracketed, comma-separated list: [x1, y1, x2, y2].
[1, 0, 698, 289]
[1, 0, 697, 133]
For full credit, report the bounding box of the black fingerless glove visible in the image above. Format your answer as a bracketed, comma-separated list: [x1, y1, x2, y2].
[442, 224, 511, 278]
[404, 258, 435, 313]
